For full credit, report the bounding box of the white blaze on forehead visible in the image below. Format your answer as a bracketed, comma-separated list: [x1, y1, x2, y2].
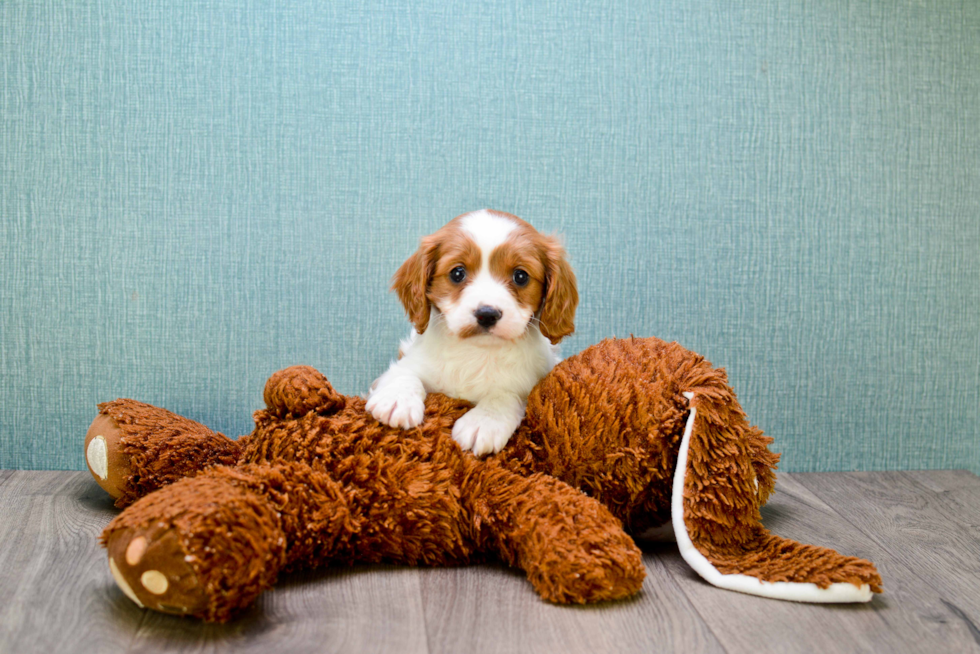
[460, 210, 517, 265]
[445, 210, 530, 340]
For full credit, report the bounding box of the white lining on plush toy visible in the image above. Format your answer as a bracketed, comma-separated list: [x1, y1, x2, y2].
[109, 558, 144, 607]
[671, 392, 873, 603]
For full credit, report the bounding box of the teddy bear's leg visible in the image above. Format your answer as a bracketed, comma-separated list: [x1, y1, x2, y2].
[102, 452, 492, 621]
[101, 461, 357, 622]
[462, 461, 646, 604]
[85, 399, 242, 507]
[674, 391, 883, 602]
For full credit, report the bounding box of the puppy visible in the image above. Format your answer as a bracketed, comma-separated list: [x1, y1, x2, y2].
[366, 209, 578, 455]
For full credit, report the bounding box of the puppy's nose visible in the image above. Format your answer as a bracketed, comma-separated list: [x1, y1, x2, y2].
[474, 305, 502, 328]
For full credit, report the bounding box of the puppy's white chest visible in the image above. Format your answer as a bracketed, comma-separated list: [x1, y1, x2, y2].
[431, 346, 527, 399]
[403, 321, 556, 404]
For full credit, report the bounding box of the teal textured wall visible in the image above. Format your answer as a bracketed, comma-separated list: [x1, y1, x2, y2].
[2, 1, 978, 472]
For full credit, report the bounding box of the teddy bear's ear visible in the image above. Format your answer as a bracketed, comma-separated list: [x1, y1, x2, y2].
[537, 236, 578, 345]
[391, 234, 440, 334]
[263, 366, 345, 418]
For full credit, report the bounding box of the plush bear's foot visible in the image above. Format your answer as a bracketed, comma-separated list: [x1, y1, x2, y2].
[86, 400, 242, 507]
[104, 525, 209, 616]
[101, 466, 294, 622]
[467, 464, 646, 604]
[518, 497, 646, 604]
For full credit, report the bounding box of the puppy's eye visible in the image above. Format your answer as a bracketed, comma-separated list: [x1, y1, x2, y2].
[512, 269, 529, 287]
[450, 266, 466, 284]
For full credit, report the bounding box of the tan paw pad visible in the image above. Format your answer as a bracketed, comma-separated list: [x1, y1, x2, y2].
[140, 570, 170, 595]
[126, 536, 147, 565]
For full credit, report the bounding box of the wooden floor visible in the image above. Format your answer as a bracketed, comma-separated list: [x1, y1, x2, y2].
[1, 470, 979, 654]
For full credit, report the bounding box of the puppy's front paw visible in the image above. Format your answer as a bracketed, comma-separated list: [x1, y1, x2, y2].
[366, 382, 426, 429]
[452, 407, 518, 456]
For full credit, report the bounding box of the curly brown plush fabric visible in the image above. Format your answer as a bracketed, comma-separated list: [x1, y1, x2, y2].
[89, 400, 241, 506]
[87, 337, 881, 622]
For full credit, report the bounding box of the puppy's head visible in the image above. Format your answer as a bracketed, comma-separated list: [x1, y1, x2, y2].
[391, 210, 577, 344]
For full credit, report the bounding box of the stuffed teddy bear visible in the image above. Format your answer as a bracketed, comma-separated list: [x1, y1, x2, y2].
[84, 337, 881, 622]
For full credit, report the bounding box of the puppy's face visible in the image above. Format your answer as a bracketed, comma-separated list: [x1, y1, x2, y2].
[391, 210, 578, 344]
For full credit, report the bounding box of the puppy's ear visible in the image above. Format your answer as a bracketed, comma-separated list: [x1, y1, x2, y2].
[538, 236, 578, 344]
[391, 235, 439, 334]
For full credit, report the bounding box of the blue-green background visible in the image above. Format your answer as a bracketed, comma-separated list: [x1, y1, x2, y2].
[2, 1, 978, 472]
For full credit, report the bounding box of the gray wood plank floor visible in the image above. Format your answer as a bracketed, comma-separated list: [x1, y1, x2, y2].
[1, 470, 978, 654]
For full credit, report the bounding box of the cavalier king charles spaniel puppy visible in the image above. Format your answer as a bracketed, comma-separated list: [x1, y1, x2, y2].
[366, 209, 578, 455]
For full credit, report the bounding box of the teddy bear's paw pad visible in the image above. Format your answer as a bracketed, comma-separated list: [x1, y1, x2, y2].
[105, 527, 209, 616]
[85, 413, 130, 499]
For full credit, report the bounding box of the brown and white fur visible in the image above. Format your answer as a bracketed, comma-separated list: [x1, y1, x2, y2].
[366, 209, 578, 455]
